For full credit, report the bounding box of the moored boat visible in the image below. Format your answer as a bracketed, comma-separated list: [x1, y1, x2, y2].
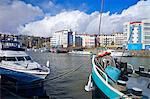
[0, 40, 50, 81]
[85, 52, 150, 99]
[106, 49, 131, 57]
[68, 51, 91, 55]
[56, 48, 68, 53]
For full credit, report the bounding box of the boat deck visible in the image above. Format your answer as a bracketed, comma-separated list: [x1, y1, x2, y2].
[126, 76, 150, 98]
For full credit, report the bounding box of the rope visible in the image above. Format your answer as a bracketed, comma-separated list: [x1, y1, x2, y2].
[44, 63, 83, 82]
[1, 62, 85, 89]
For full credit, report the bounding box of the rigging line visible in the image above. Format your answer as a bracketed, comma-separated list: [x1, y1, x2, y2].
[119, 30, 133, 62]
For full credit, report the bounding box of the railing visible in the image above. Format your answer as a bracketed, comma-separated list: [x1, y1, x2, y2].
[127, 63, 134, 70]
[95, 65, 108, 83]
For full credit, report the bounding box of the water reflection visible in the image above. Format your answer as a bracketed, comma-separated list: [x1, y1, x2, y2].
[1, 52, 149, 99]
[1, 75, 49, 99]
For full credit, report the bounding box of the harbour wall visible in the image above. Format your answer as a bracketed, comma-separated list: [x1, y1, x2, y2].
[84, 48, 150, 57]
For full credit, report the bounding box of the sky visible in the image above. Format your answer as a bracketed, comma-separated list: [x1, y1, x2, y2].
[0, 0, 150, 37]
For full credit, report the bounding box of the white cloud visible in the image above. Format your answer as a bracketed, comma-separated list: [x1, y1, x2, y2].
[1, 0, 149, 37]
[0, 0, 44, 34]
[18, 0, 150, 37]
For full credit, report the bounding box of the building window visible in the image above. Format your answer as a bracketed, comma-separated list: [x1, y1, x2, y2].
[144, 32, 150, 35]
[144, 27, 150, 31]
[145, 36, 150, 39]
[144, 23, 150, 26]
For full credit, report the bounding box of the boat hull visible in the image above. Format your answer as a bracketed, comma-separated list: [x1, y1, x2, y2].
[92, 70, 121, 98]
[91, 55, 124, 98]
[0, 67, 48, 82]
[92, 79, 108, 99]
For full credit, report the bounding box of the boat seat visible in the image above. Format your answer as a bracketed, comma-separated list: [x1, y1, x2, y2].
[113, 80, 127, 92]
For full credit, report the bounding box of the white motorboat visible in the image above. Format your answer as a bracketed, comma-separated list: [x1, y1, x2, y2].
[68, 51, 91, 55]
[106, 49, 131, 57]
[0, 40, 50, 81]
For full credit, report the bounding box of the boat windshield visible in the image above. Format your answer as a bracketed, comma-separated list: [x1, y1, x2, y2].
[0, 56, 32, 61]
[17, 57, 25, 61]
[25, 56, 32, 61]
[5, 57, 17, 61]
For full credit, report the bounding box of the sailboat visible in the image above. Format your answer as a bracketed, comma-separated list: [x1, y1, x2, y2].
[85, 0, 150, 98]
[85, 52, 150, 98]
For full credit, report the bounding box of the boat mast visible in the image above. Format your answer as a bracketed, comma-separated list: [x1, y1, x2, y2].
[98, 0, 104, 36]
[96, 0, 104, 54]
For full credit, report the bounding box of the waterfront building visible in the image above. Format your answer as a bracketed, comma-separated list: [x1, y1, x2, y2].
[51, 29, 73, 48]
[98, 34, 115, 47]
[124, 20, 150, 50]
[76, 34, 96, 48]
[72, 32, 83, 47]
[113, 32, 127, 48]
[0, 33, 18, 41]
[75, 36, 82, 47]
[0, 33, 51, 48]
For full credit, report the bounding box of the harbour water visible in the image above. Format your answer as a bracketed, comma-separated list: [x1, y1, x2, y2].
[1, 51, 150, 99]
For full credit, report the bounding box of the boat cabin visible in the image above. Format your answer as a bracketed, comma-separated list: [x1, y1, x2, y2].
[0, 40, 25, 51]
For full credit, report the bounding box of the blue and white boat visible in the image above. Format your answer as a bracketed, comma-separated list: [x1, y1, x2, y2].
[68, 51, 91, 56]
[85, 52, 150, 99]
[0, 40, 50, 81]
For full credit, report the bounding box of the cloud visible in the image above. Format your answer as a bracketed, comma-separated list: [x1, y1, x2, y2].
[18, 11, 92, 37]
[39, 0, 66, 15]
[2, 0, 150, 37]
[0, 0, 44, 34]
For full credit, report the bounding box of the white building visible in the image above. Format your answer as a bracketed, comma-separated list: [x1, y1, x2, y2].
[51, 29, 73, 48]
[98, 34, 115, 46]
[142, 20, 150, 50]
[123, 20, 150, 50]
[76, 34, 96, 48]
[113, 32, 127, 47]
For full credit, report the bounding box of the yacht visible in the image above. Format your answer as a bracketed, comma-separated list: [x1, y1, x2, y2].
[0, 40, 50, 81]
[106, 49, 131, 57]
[68, 50, 91, 55]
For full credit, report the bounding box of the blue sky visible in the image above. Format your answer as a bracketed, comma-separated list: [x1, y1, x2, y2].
[22, 0, 139, 15]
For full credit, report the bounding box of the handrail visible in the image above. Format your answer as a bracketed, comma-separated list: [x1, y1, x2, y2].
[94, 57, 117, 83]
[95, 65, 108, 83]
[127, 63, 134, 70]
[92, 55, 125, 98]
